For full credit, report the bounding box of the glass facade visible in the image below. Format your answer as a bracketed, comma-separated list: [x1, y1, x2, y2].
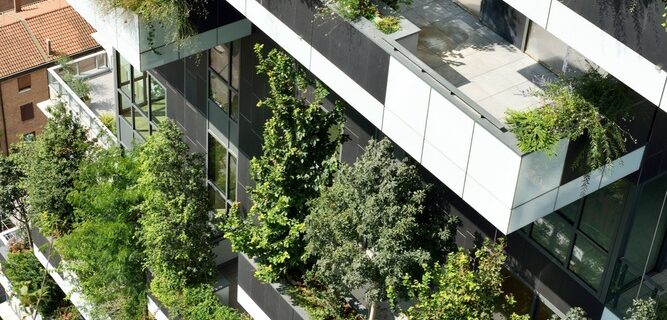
[209, 41, 240, 121]
[527, 179, 632, 291]
[116, 52, 167, 141]
[207, 134, 238, 211]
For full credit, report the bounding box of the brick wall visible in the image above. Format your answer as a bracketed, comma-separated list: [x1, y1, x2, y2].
[0, 68, 49, 154]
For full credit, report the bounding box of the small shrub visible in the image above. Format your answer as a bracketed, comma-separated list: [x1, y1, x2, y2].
[98, 112, 116, 133]
[374, 15, 401, 34]
[152, 280, 249, 320]
[336, 0, 376, 20]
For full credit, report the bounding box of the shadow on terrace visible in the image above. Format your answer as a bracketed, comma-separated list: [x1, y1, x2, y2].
[396, 0, 555, 122]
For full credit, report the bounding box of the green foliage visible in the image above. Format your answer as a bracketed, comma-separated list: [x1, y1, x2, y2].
[405, 240, 527, 320]
[137, 120, 215, 289]
[0, 152, 33, 246]
[625, 298, 657, 320]
[506, 69, 634, 174]
[220, 44, 346, 282]
[56, 219, 147, 319]
[152, 282, 249, 320]
[551, 307, 589, 320]
[58, 56, 92, 103]
[336, 0, 377, 20]
[3, 249, 66, 317]
[304, 139, 459, 312]
[98, 112, 116, 133]
[286, 281, 362, 320]
[95, 0, 208, 44]
[15, 102, 92, 236]
[374, 16, 400, 34]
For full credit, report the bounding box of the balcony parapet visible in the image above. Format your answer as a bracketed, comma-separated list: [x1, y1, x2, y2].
[42, 51, 118, 148]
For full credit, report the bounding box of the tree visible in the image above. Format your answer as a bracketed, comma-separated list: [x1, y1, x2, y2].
[406, 240, 527, 320]
[137, 120, 215, 291]
[625, 298, 657, 320]
[221, 44, 346, 282]
[304, 139, 458, 319]
[15, 102, 91, 236]
[0, 152, 33, 246]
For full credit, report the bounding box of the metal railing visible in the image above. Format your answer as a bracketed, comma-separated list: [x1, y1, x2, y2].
[46, 51, 118, 148]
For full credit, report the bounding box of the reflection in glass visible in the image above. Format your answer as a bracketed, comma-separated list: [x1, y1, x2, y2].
[208, 185, 227, 214]
[531, 213, 573, 263]
[569, 235, 608, 290]
[150, 77, 167, 124]
[133, 107, 150, 138]
[209, 72, 229, 113]
[230, 90, 239, 121]
[229, 154, 237, 202]
[534, 300, 556, 320]
[133, 76, 147, 106]
[119, 93, 132, 125]
[580, 180, 630, 250]
[210, 44, 230, 82]
[231, 41, 240, 89]
[208, 134, 227, 196]
[119, 55, 132, 96]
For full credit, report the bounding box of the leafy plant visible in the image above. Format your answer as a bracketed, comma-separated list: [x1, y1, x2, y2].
[336, 0, 377, 20]
[98, 112, 116, 133]
[506, 69, 634, 177]
[304, 139, 459, 319]
[3, 249, 67, 318]
[152, 283, 249, 320]
[137, 120, 215, 289]
[13, 102, 92, 236]
[405, 240, 528, 320]
[0, 152, 33, 246]
[286, 280, 363, 320]
[220, 44, 346, 282]
[58, 56, 91, 103]
[625, 298, 657, 320]
[374, 15, 400, 34]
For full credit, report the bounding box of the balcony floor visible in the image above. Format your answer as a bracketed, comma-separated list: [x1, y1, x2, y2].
[86, 71, 115, 117]
[399, 0, 555, 121]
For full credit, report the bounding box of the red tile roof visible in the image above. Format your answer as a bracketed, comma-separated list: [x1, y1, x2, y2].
[0, 4, 99, 79]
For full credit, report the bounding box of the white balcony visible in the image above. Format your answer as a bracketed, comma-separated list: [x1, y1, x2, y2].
[67, 0, 251, 71]
[40, 51, 118, 148]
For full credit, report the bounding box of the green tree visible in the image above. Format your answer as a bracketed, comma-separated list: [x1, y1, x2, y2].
[406, 240, 527, 320]
[625, 298, 657, 320]
[304, 139, 458, 319]
[0, 152, 33, 246]
[15, 102, 91, 236]
[3, 249, 66, 318]
[221, 44, 346, 282]
[137, 120, 215, 291]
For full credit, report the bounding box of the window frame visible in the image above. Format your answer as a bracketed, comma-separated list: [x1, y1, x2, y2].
[17, 74, 31, 92]
[208, 41, 240, 122]
[19, 103, 34, 121]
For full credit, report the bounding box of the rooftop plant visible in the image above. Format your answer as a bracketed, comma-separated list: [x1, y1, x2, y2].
[220, 44, 346, 282]
[324, 0, 404, 34]
[505, 69, 635, 185]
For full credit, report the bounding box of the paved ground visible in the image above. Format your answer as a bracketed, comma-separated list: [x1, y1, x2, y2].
[399, 0, 555, 121]
[86, 71, 115, 117]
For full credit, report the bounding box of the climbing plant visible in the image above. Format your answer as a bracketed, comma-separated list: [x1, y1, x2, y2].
[506, 69, 635, 177]
[220, 44, 346, 282]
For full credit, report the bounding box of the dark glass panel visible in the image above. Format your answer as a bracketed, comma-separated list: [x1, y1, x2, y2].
[209, 72, 230, 113]
[569, 235, 608, 290]
[208, 134, 228, 195]
[229, 153, 237, 202]
[531, 213, 573, 263]
[580, 180, 631, 250]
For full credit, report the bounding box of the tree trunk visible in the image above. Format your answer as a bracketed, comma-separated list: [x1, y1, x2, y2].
[369, 302, 377, 320]
[23, 221, 33, 248]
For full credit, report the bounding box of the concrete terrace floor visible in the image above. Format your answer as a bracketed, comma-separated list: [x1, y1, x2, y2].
[399, 0, 555, 121]
[85, 71, 115, 118]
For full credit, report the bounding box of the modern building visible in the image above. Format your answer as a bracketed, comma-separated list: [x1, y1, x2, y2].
[52, 0, 667, 319]
[0, 0, 99, 154]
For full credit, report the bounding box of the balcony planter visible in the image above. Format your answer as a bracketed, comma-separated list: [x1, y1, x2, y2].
[0, 227, 40, 320]
[66, 0, 252, 71]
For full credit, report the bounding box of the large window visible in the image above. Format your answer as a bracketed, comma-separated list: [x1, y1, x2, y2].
[207, 134, 238, 210]
[209, 41, 240, 121]
[116, 53, 167, 139]
[526, 179, 632, 291]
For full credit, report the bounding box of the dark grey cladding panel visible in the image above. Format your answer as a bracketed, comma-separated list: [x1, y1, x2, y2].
[505, 234, 604, 318]
[154, 59, 185, 95]
[240, 30, 272, 97]
[191, 0, 246, 33]
[185, 69, 207, 115]
[184, 102, 207, 151]
[166, 88, 185, 128]
[311, 14, 390, 103]
[340, 101, 378, 164]
[480, 0, 527, 48]
[560, 0, 667, 68]
[261, 0, 316, 41]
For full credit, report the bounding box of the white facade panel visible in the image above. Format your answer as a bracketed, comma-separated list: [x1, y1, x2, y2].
[501, 0, 551, 27]
[546, 1, 667, 107]
[425, 90, 475, 170]
[385, 58, 431, 136]
[382, 108, 425, 161]
[599, 146, 645, 189]
[422, 141, 466, 196]
[237, 286, 271, 320]
[507, 188, 558, 233]
[466, 124, 521, 208]
[554, 169, 604, 210]
[462, 176, 512, 232]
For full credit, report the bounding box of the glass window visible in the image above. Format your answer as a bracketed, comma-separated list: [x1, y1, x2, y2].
[210, 44, 230, 82]
[579, 180, 630, 250]
[208, 134, 228, 195]
[19, 103, 34, 121]
[534, 299, 556, 320]
[559, 200, 580, 224]
[119, 54, 132, 97]
[498, 270, 533, 317]
[208, 185, 227, 214]
[133, 107, 150, 138]
[231, 41, 240, 89]
[17, 74, 31, 91]
[531, 213, 573, 263]
[133, 68, 147, 106]
[228, 154, 237, 202]
[569, 235, 608, 290]
[230, 90, 239, 121]
[149, 77, 167, 124]
[119, 93, 132, 125]
[210, 72, 230, 113]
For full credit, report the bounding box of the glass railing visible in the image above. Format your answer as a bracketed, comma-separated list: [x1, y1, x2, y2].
[46, 51, 118, 148]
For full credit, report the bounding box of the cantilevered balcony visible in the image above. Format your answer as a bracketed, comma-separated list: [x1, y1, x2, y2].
[66, 0, 251, 71]
[40, 51, 117, 147]
[226, 0, 648, 234]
